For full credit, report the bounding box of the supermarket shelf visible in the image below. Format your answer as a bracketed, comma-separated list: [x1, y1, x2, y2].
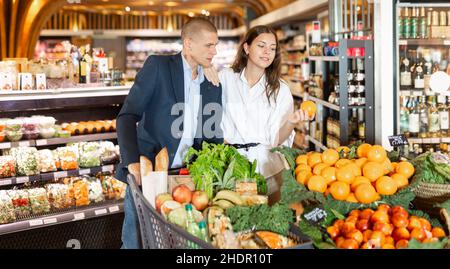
[35, 132, 117, 147]
[0, 200, 124, 236]
[285, 76, 306, 82]
[398, 39, 450, 46]
[283, 61, 302, 66]
[0, 132, 117, 149]
[0, 164, 116, 187]
[306, 135, 327, 151]
[306, 95, 340, 111]
[400, 90, 450, 97]
[284, 47, 305, 52]
[408, 137, 450, 144]
[308, 56, 339, 62]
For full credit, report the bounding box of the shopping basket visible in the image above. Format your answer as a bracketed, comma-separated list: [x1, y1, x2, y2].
[127, 174, 213, 249]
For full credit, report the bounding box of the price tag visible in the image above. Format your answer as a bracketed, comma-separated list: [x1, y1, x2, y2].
[0, 179, 12, 186]
[54, 171, 68, 179]
[423, 138, 432, 144]
[43, 218, 57, 224]
[303, 207, 327, 226]
[79, 169, 91, 175]
[18, 141, 30, 147]
[444, 40, 450, 46]
[29, 219, 44, 227]
[388, 135, 409, 147]
[109, 206, 120, 213]
[16, 176, 29, 184]
[443, 138, 450, 143]
[95, 209, 108, 216]
[431, 138, 440, 144]
[398, 40, 407, 45]
[73, 213, 85, 221]
[102, 165, 114, 173]
[35, 139, 48, 146]
[0, 142, 11, 149]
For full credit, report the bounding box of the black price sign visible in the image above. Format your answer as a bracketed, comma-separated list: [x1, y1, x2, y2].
[303, 207, 327, 226]
[388, 135, 409, 147]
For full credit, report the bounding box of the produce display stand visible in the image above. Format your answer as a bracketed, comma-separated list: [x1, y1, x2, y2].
[0, 86, 127, 249]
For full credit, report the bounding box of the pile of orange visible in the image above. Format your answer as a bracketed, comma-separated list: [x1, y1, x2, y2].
[295, 144, 415, 204]
[327, 205, 447, 249]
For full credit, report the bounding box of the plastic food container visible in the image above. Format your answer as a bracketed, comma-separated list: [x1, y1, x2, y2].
[37, 116, 56, 129]
[23, 130, 40, 140]
[6, 119, 23, 132]
[0, 119, 6, 132]
[45, 183, 70, 209]
[0, 155, 16, 178]
[38, 149, 57, 173]
[28, 188, 51, 214]
[39, 127, 56, 139]
[11, 147, 39, 176]
[6, 130, 23, 142]
[8, 189, 31, 218]
[0, 190, 16, 224]
[57, 146, 79, 171]
[86, 177, 105, 203]
[22, 118, 39, 132]
[0, 131, 5, 142]
[57, 130, 70, 138]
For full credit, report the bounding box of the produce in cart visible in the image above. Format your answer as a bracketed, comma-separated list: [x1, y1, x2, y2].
[27, 188, 51, 214]
[0, 190, 16, 224]
[0, 155, 16, 178]
[10, 147, 39, 176]
[38, 149, 57, 173]
[45, 183, 70, 209]
[8, 189, 31, 218]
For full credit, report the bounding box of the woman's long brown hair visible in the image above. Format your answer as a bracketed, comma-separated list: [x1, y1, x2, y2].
[231, 25, 282, 104]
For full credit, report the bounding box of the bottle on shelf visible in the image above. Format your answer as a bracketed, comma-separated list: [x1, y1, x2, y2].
[438, 95, 449, 137]
[399, 7, 405, 39]
[419, 7, 427, 39]
[408, 96, 420, 137]
[79, 47, 87, 84]
[403, 7, 411, 39]
[409, 50, 417, 88]
[358, 109, 365, 141]
[428, 95, 440, 138]
[414, 51, 425, 90]
[418, 95, 429, 138]
[411, 7, 418, 39]
[400, 49, 412, 87]
[400, 96, 410, 136]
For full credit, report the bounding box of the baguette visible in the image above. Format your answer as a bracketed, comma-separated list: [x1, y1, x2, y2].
[140, 155, 153, 177]
[155, 147, 169, 172]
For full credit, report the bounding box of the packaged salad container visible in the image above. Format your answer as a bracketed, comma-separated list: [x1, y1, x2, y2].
[0, 155, 16, 178]
[38, 149, 57, 173]
[85, 177, 105, 203]
[78, 142, 101, 168]
[8, 189, 31, 218]
[57, 146, 79, 171]
[6, 119, 23, 132]
[28, 188, 51, 214]
[111, 178, 127, 200]
[100, 175, 116, 200]
[11, 147, 39, 176]
[46, 183, 70, 210]
[72, 178, 90, 207]
[6, 130, 23, 142]
[100, 141, 118, 165]
[0, 190, 16, 224]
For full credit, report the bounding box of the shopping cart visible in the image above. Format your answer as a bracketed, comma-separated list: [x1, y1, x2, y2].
[127, 174, 213, 249]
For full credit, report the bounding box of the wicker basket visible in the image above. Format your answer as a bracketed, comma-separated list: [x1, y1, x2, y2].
[412, 181, 450, 219]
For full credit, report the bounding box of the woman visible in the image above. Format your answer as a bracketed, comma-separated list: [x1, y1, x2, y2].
[206, 25, 312, 199]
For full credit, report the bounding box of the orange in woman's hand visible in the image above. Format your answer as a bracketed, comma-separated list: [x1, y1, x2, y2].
[300, 100, 317, 118]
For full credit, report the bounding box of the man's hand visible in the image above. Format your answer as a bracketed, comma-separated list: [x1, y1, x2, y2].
[128, 163, 142, 186]
[203, 66, 220, 87]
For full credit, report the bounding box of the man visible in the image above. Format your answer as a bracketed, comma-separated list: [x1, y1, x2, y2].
[116, 18, 223, 249]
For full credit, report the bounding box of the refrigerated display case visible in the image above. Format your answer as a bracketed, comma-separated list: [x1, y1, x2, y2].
[394, 1, 450, 158]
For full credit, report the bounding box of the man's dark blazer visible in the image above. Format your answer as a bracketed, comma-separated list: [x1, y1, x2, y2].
[115, 53, 223, 181]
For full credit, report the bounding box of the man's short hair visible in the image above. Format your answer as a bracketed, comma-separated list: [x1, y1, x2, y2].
[181, 18, 218, 40]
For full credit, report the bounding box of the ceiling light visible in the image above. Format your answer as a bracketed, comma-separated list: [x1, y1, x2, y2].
[188, 12, 195, 17]
[125, 6, 131, 12]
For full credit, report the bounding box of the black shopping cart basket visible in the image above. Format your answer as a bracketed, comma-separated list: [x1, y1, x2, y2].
[127, 174, 213, 249]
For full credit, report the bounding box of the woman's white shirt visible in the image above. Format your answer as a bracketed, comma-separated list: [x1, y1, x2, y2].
[219, 67, 295, 178]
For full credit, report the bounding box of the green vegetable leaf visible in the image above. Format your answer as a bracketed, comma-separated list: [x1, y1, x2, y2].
[407, 238, 448, 249]
[271, 146, 304, 170]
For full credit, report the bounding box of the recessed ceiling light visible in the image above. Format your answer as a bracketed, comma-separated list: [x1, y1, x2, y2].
[188, 12, 195, 17]
[125, 6, 131, 12]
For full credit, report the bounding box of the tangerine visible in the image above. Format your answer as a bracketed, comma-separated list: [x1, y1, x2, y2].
[295, 155, 308, 166]
[396, 161, 415, 179]
[392, 228, 410, 242]
[321, 166, 337, 185]
[308, 153, 323, 168]
[367, 145, 387, 163]
[391, 173, 409, 189]
[431, 227, 446, 238]
[362, 162, 385, 182]
[419, 218, 431, 232]
[327, 226, 340, 239]
[410, 227, 426, 241]
[381, 158, 394, 175]
[296, 170, 312, 185]
[375, 176, 398, 196]
[355, 183, 380, 204]
[346, 193, 359, 203]
[321, 149, 340, 166]
[336, 165, 356, 184]
[354, 157, 368, 168]
[395, 239, 409, 249]
[296, 164, 311, 173]
[335, 158, 351, 169]
[347, 162, 362, 177]
[307, 175, 327, 193]
[300, 101, 317, 118]
[369, 231, 386, 248]
[351, 176, 371, 192]
[357, 143, 372, 158]
[313, 163, 329, 175]
[340, 239, 359, 249]
[336, 146, 350, 158]
[346, 229, 364, 245]
[329, 181, 351, 201]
